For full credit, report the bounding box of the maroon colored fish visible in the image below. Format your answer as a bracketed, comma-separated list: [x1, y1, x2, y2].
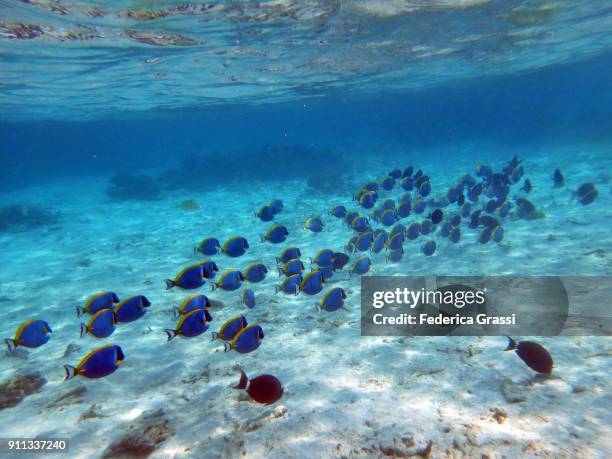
[232, 368, 283, 404]
[505, 336, 553, 374]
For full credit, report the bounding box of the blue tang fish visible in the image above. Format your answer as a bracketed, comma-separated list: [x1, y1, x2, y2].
[64, 344, 124, 380]
[351, 256, 371, 276]
[276, 274, 302, 295]
[213, 270, 245, 291]
[317, 287, 347, 312]
[243, 263, 268, 283]
[173, 294, 211, 319]
[212, 315, 248, 341]
[165, 263, 205, 290]
[194, 237, 220, 256]
[165, 308, 212, 340]
[276, 247, 301, 264]
[262, 225, 289, 244]
[242, 288, 256, 309]
[257, 205, 275, 222]
[329, 205, 347, 219]
[5, 319, 52, 352]
[80, 309, 116, 339]
[300, 270, 325, 295]
[304, 216, 324, 233]
[222, 236, 249, 257]
[280, 258, 304, 277]
[269, 199, 283, 214]
[76, 291, 120, 317]
[113, 295, 151, 323]
[224, 325, 264, 354]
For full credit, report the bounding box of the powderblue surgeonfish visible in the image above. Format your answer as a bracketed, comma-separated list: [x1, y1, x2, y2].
[479, 226, 493, 244]
[64, 344, 124, 380]
[397, 202, 411, 218]
[449, 227, 461, 243]
[300, 270, 325, 295]
[351, 216, 370, 233]
[277, 247, 301, 264]
[576, 182, 598, 205]
[173, 294, 211, 319]
[262, 225, 289, 244]
[213, 270, 245, 291]
[242, 288, 256, 309]
[304, 216, 324, 233]
[387, 232, 404, 251]
[344, 211, 359, 227]
[269, 199, 283, 214]
[165, 263, 206, 290]
[380, 176, 395, 190]
[80, 309, 116, 339]
[280, 258, 305, 277]
[371, 232, 386, 254]
[317, 287, 347, 312]
[406, 222, 420, 240]
[421, 240, 436, 256]
[420, 220, 433, 235]
[313, 249, 335, 267]
[381, 199, 396, 210]
[194, 237, 221, 256]
[329, 205, 347, 219]
[243, 263, 268, 283]
[5, 319, 52, 352]
[491, 225, 504, 243]
[387, 248, 404, 263]
[332, 252, 350, 271]
[165, 308, 212, 340]
[276, 274, 302, 295]
[351, 256, 371, 276]
[318, 264, 334, 280]
[212, 315, 248, 341]
[355, 232, 374, 252]
[114, 295, 151, 323]
[76, 291, 120, 317]
[224, 325, 264, 354]
[200, 260, 219, 279]
[413, 199, 426, 214]
[359, 191, 376, 209]
[222, 236, 249, 257]
[256, 205, 275, 222]
[380, 209, 398, 227]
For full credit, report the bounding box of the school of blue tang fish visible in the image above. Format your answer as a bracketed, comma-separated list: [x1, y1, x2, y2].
[5, 158, 599, 401]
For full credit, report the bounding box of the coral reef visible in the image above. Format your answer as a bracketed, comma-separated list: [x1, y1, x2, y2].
[0, 204, 59, 232]
[0, 371, 47, 410]
[106, 174, 161, 201]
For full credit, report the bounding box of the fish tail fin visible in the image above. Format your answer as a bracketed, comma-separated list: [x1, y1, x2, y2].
[5, 339, 16, 353]
[76, 306, 85, 318]
[79, 323, 88, 338]
[315, 303, 321, 312]
[165, 329, 177, 341]
[211, 332, 218, 341]
[172, 307, 180, 320]
[231, 368, 248, 390]
[193, 246, 199, 255]
[274, 286, 280, 294]
[260, 234, 265, 242]
[208, 283, 217, 292]
[504, 336, 517, 351]
[294, 285, 300, 296]
[224, 342, 231, 352]
[64, 365, 77, 381]
[164, 279, 175, 290]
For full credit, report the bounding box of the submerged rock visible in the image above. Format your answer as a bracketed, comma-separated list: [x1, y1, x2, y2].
[102, 408, 174, 458]
[0, 204, 59, 232]
[0, 371, 47, 410]
[106, 174, 161, 201]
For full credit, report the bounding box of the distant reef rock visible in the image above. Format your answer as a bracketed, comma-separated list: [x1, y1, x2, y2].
[0, 204, 59, 232]
[106, 173, 161, 201]
[0, 371, 47, 410]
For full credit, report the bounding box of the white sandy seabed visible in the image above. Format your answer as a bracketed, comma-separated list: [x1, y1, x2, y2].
[0, 142, 610, 459]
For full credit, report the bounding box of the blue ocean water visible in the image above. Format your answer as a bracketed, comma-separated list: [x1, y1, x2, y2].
[0, 1, 611, 458]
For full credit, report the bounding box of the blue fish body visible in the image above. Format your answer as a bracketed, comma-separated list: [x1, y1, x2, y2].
[277, 247, 301, 264]
[449, 227, 461, 243]
[226, 325, 264, 354]
[355, 232, 374, 252]
[81, 309, 115, 339]
[200, 260, 219, 279]
[371, 233, 386, 253]
[244, 263, 268, 283]
[413, 200, 426, 214]
[78, 291, 120, 316]
[401, 177, 414, 191]
[65, 344, 124, 380]
[6, 319, 52, 351]
[277, 274, 302, 294]
[215, 270, 245, 291]
[195, 238, 220, 256]
[318, 287, 346, 312]
[314, 249, 335, 267]
[213, 315, 248, 341]
[330, 205, 347, 218]
[166, 264, 205, 290]
[387, 249, 404, 263]
[242, 288, 256, 309]
[282, 258, 304, 277]
[304, 217, 324, 232]
[397, 202, 411, 218]
[318, 265, 334, 280]
[166, 309, 210, 340]
[300, 270, 324, 295]
[114, 295, 150, 323]
[351, 216, 370, 233]
[352, 257, 371, 275]
[406, 223, 420, 240]
[380, 209, 397, 227]
[263, 225, 289, 243]
[257, 205, 275, 222]
[420, 220, 433, 235]
[174, 294, 211, 318]
[222, 236, 249, 257]
[269, 199, 283, 214]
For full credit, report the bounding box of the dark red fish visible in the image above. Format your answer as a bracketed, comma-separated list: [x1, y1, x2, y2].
[232, 368, 283, 404]
[505, 337, 553, 374]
